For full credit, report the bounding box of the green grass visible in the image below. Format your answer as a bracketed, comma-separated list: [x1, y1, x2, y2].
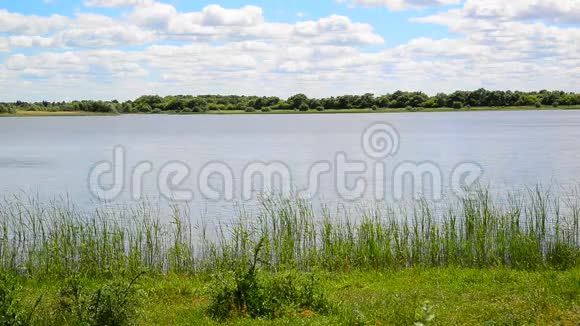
[8, 268, 580, 325]
[1, 187, 579, 324]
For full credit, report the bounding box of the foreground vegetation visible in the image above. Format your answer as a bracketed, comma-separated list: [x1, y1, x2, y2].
[2, 89, 580, 115]
[1, 188, 579, 324]
[4, 268, 578, 325]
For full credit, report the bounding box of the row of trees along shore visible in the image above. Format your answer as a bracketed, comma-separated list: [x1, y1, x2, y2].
[1, 89, 580, 114]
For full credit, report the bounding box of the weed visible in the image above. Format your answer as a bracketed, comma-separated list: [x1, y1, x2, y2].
[0, 272, 40, 326]
[56, 273, 144, 326]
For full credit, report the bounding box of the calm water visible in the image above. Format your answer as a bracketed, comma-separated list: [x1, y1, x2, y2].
[1, 110, 580, 219]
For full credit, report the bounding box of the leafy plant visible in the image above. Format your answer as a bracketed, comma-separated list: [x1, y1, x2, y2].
[0, 272, 40, 326]
[452, 101, 463, 109]
[57, 273, 144, 326]
[414, 300, 435, 326]
[206, 238, 330, 320]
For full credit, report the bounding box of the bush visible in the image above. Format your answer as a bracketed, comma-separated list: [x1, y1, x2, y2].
[244, 107, 256, 113]
[552, 102, 559, 108]
[0, 105, 16, 114]
[547, 242, 579, 270]
[207, 239, 330, 320]
[452, 101, 463, 109]
[56, 274, 143, 326]
[180, 108, 192, 113]
[151, 108, 162, 114]
[137, 104, 152, 113]
[0, 272, 40, 325]
[465, 104, 471, 109]
[535, 102, 542, 108]
[316, 105, 325, 112]
[298, 103, 310, 112]
[261, 107, 272, 112]
[371, 105, 379, 111]
[207, 270, 330, 320]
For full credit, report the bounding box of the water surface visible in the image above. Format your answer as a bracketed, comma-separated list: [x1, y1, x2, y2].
[1, 110, 579, 219]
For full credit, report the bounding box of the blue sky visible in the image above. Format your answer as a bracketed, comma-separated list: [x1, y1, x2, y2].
[0, 0, 579, 101]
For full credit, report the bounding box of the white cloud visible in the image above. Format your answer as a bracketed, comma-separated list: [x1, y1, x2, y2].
[0, 38, 10, 53]
[127, 1, 176, 29]
[130, 4, 384, 46]
[338, 0, 461, 11]
[8, 36, 56, 49]
[462, 0, 580, 24]
[200, 5, 263, 26]
[0, 9, 68, 35]
[1, 0, 579, 101]
[84, 0, 153, 8]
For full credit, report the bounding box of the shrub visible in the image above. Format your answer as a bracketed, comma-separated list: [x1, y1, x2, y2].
[547, 242, 578, 270]
[298, 103, 310, 112]
[465, 104, 471, 109]
[316, 105, 325, 112]
[452, 101, 463, 109]
[371, 105, 379, 111]
[137, 104, 152, 113]
[181, 107, 192, 113]
[552, 102, 559, 108]
[261, 107, 272, 112]
[56, 273, 143, 326]
[207, 239, 330, 320]
[0, 272, 40, 325]
[535, 102, 542, 108]
[208, 270, 330, 320]
[244, 107, 256, 113]
[0, 105, 16, 114]
[151, 108, 162, 114]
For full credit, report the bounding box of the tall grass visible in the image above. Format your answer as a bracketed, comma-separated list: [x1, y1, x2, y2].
[0, 187, 579, 278]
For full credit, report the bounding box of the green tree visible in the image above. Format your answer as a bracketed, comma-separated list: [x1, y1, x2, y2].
[288, 94, 308, 110]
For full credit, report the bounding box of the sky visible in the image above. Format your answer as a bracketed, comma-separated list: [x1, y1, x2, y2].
[0, 0, 579, 101]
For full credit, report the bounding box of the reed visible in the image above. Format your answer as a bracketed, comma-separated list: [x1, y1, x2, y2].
[0, 187, 578, 278]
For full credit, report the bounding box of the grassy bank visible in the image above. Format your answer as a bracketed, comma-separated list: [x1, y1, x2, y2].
[197, 105, 580, 115]
[0, 111, 118, 117]
[6, 267, 579, 325]
[1, 105, 580, 117]
[1, 188, 579, 324]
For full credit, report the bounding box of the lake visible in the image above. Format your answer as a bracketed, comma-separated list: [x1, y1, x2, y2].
[1, 110, 580, 219]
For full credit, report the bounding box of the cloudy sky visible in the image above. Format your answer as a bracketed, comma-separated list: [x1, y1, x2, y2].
[1, 0, 579, 101]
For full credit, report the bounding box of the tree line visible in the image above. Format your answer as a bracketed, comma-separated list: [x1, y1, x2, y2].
[1, 89, 579, 114]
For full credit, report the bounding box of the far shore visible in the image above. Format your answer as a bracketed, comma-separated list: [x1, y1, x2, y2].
[1, 105, 580, 117]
